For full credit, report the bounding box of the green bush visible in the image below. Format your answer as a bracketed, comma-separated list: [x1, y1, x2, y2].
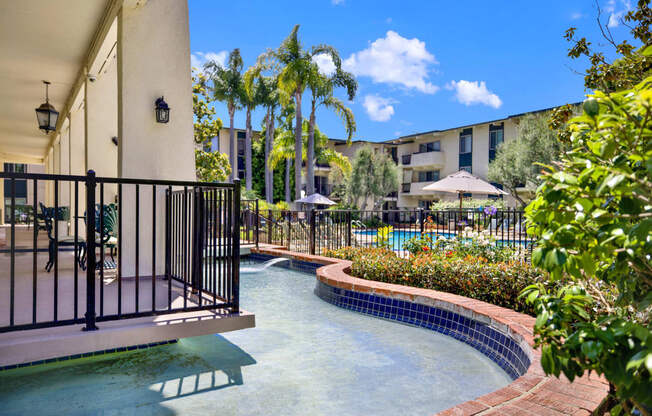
[429, 199, 507, 211]
[523, 76, 652, 413]
[324, 246, 547, 315]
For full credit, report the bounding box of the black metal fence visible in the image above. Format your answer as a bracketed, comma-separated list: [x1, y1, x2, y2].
[240, 204, 533, 259]
[0, 171, 239, 333]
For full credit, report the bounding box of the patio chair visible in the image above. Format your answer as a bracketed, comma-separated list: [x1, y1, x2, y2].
[80, 204, 118, 271]
[42, 203, 85, 272]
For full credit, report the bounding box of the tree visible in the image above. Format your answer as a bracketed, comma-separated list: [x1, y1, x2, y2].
[268, 120, 351, 201]
[564, 1, 651, 93]
[488, 113, 568, 207]
[305, 63, 357, 195]
[522, 78, 652, 415]
[192, 71, 229, 182]
[192, 72, 223, 145]
[195, 150, 231, 182]
[204, 49, 244, 183]
[264, 25, 347, 200]
[348, 145, 398, 210]
[245, 65, 281, 203]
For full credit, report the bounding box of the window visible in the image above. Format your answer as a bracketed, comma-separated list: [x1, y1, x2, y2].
[237, 138, 245, 155]
[417, 170, 440, 182]
[460, 166, 472, 173]
[418, 141, 440, 153]
[489, 129, 504, 150]
[237, 131, 246, 139]
[459, 135, 472, 154]
[418, 200, 434, 209]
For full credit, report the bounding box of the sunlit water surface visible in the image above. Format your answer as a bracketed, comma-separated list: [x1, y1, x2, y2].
[0, 259, 511, 415]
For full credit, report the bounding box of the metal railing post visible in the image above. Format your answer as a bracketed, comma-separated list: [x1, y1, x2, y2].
[165, 187, 171, 280]
[268, 209, 273, 244]
[309, 208, 316, 255]
[255, 199, 259, 248]
[84, 170, 98, 331]
[346, 210, 352, 247]
[232, 180, 240, 313]
[418, 208, 425, 235]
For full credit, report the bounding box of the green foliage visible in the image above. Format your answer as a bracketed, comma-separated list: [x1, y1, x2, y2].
[348, 145, 399, 210]
[523, 77, 652, 413]
[192, 72, 223, 145]
[429, 199, 507, 211]
[564, 1, 652, 92]
[402, 234, 433, 255]
[195, 150, 230, 182]
[324, 247, 546, 315]
[488, 113, 568, 207]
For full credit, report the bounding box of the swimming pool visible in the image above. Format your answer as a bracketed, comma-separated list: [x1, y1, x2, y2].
[0, 259, 511, 415]
[354, 229, 531, 250]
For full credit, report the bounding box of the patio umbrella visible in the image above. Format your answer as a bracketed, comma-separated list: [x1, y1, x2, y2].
[422, 170, 508, 209]
[294, 193, 336, 206]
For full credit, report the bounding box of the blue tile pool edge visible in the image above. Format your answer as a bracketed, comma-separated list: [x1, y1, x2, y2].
[0, 339, 178, 372]
[247, 252, 531, 380]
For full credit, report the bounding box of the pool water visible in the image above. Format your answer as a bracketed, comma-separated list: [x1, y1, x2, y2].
[354, 229, 529, 250]
[0, 260, 511, 416]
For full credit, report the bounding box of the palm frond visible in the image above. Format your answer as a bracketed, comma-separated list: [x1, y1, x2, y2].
[323, 97, 356, 143]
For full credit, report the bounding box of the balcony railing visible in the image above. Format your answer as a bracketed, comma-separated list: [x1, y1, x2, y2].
[0, 171, 240, 333]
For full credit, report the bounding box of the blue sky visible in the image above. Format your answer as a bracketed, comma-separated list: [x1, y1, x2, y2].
[188, 0, 637, 142]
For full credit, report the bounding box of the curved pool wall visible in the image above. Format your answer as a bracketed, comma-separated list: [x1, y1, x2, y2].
[248, 252, 531, 380]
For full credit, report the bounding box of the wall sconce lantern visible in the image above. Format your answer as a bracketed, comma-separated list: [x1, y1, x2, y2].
[155, 96, 170, 123]
[35, 81, 59, 133]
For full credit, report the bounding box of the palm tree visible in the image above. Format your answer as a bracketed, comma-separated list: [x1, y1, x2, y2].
[266, 25, 346, 201]
[245, 66, 281, 203]
[268, 120, 351, 200]
[305, 65, 357, 194]
[204, 49, 244, 182]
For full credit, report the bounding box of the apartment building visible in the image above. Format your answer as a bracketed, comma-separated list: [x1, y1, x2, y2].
[207, 104, 572, 207]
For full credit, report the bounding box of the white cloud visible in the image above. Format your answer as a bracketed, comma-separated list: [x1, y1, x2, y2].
[570, 12, 583, 20]
[446, 80, 502, 108]
[363, 95, 395, 122]
[191, 51, 228, 72]
[332, 0, 344, 4]
[605, 0, 632, 28]
[386, 17, 392, 24]
[343, 31, 439, 94]
[312, 54, 336, 76]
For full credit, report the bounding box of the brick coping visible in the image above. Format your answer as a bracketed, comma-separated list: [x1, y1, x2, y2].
[252, 246, 609, 416]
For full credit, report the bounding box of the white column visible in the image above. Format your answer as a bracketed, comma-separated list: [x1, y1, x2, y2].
[117, 0, 195, 277]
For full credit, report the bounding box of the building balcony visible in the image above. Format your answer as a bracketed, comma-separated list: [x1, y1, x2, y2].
[409, 181, 440, 196]
[409, 151, 445, 168]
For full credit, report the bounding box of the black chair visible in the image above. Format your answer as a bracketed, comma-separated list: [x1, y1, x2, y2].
[41, 203, 85, 272]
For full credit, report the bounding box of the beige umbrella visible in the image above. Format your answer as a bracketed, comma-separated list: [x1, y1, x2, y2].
[422, 170, 508, 209]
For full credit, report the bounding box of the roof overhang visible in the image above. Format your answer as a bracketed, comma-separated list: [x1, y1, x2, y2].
[0, 0, 114, 162]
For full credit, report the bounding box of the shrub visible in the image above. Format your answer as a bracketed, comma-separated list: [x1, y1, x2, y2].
[323, 246, 547, 315]
[429, 199, 507, 211]
[523, 76, 652, 413]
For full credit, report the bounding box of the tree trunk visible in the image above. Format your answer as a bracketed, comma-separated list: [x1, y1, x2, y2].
[228, 105, 236, 182]
[245, 106, 253, 190]
[307, 100, 316, 196]
[265, 108, 275, 203]
[294, 91, 303, 202]
[285, 158, 291, 203]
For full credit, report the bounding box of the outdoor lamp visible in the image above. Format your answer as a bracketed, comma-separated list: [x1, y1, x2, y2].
[35, 81, 59, 133]
[155, 96, 170, 123]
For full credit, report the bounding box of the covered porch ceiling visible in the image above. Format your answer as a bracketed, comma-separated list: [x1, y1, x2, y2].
[0, 0, 111, 163]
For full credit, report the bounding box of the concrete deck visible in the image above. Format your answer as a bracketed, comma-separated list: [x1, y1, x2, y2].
[0, 226, 255, 367]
